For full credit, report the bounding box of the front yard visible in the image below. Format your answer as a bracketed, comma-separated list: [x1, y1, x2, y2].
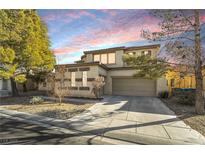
[0, 96, 93, 120]
[162, 97, 205, 137]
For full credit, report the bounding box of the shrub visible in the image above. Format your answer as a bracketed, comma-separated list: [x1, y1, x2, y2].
[158, 91, 169, 99]
[29, 96, 44, 105]
[172, 91, 195, 106]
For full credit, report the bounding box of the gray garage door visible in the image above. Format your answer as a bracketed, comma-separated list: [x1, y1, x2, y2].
[112, 78, 156, 96]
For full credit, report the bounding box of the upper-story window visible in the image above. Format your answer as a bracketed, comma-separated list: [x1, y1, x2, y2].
[141, 50, 151, 56]
[108, 53, 115, 64]
[94, 54, 100, 62]
[101, 54, 107, 64]
[93, 53, 116, 64]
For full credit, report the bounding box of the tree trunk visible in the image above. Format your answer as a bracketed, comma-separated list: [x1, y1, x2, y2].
[59, 97, 62, 105]
[23, 82, 27, 92]
[194, 10, 205, 114]
[10, 77, 19, 97]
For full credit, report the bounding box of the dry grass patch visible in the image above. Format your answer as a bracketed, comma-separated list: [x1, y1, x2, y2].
[0, 97, 93, 120]
[162, 97, 205, 137]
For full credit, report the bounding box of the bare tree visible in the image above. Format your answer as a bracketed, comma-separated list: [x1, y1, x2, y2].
[91, 76, 105, 99]
[142, 10, 205, 114]
[54, 65, 69, 105]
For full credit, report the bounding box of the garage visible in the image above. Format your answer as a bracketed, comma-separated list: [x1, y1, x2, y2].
[112, 78, 156, 96]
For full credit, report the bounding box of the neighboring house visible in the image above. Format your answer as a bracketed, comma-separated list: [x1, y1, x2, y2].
[39, 44, 168, 98]
[0, 78, 36, 97]
[0, 78, 12, 97]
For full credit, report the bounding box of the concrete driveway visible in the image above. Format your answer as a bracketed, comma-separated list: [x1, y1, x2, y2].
[68, 95, 205, 144]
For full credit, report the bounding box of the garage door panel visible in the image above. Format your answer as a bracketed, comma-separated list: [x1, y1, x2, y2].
[112, 78, 156, 96]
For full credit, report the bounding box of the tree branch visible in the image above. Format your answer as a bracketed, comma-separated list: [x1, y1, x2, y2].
[179, 10, 194, 27]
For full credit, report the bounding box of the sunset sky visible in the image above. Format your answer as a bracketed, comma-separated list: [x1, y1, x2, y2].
[37, 10, 205, 64]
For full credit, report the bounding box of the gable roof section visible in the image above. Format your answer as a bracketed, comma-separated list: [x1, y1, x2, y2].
[83, 44, 161, 55]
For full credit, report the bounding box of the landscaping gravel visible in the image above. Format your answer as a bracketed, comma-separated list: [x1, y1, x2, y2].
[0, 97, 93, 120]
[162, 97, 205, 137]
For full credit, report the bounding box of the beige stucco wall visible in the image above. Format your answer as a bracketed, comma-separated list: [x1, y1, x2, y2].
[39, 65, 106, 98]
[156, 77, 169, 95]
[64, 65, 98, 98]
[84, 53, 93, 63]
[98, 66, 107, 76]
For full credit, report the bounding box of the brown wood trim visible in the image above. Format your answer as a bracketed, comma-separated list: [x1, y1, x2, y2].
[79, 87, 90, 90]
[109, 67, 135, 70]
[79, 67, 90, 71]
[54, 62, 109, 71]
[75, 78, 82, 82]
[68, 87, 78, 90]
[125, 44, 160, 51]
[87, 78, 95, 81]
[68, 68, 78, 72]
[84, 46, 125, 54]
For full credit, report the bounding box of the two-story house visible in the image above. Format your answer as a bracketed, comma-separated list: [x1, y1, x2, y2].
[39, 44, 168, 98]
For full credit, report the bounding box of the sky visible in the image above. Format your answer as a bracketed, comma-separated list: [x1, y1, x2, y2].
[37, 10, 205, 64]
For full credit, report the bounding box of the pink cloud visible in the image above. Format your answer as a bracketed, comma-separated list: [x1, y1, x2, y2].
[53, 12, 161, 55]
[53, 47, 81, 55]
[200, 15, 205, 23]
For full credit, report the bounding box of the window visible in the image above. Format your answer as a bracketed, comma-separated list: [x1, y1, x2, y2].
[148, 50, 151, 56]
[94, 54, 100, 62]
[108, 53, 116, 64]
[71, 72, 75, 87]
[142, 50, 152, 56]
[82, 71, 87, 87]
[94, 53, 116, 64]
[43, 82, 46, 87]
[101, 53, 107, 64]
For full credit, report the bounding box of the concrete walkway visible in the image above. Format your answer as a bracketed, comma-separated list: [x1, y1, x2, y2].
[0, 96, 205, 144]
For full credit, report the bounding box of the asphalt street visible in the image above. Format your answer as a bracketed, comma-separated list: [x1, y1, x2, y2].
[0, 116, 107, 145]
